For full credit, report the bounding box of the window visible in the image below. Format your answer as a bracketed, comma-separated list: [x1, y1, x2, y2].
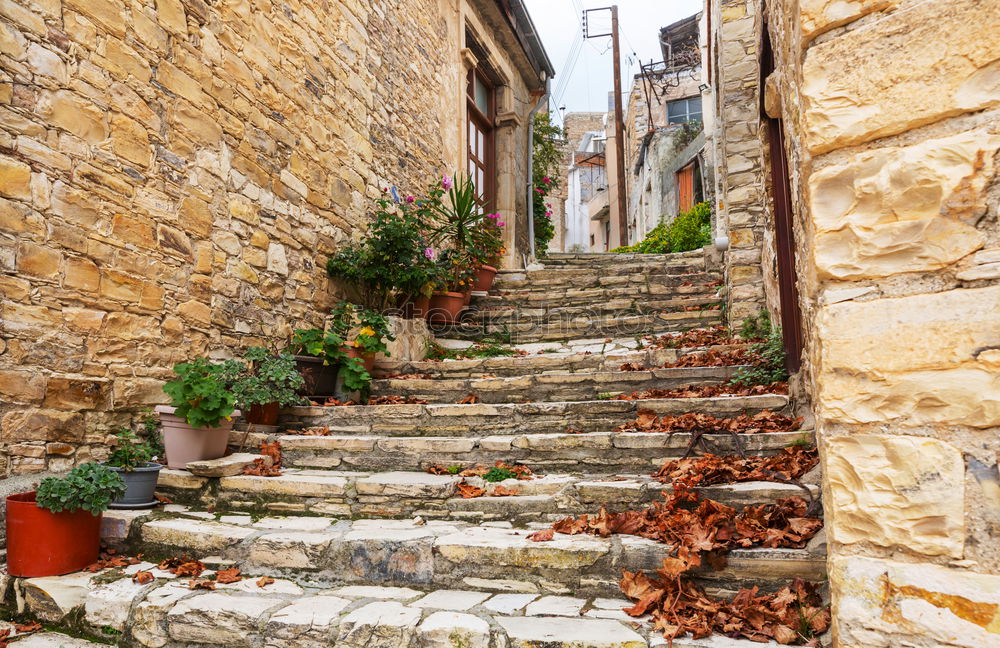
[667, 96, 702, 125]
[467, 66, 495, 208]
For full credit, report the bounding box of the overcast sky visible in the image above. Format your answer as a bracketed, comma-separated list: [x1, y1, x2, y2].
[524, 0, 702, 123]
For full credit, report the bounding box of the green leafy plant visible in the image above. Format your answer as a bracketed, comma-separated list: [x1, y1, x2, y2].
[426, 337, 519, 361]
[140, 408, 163, 459]
[739, 309, 771, 341]
[327, 189, 440, 311]
[329, 303, 395, 357]
[483, 466, 518, 482]
[106, 427, 157, 472]
[427, 174, 487, 252]
[230, 347, 306, 410]
[289, 328, 346, 365]
[613, 201, 712, 254]
[163, 358, 242, 428]
[731, 326, 789, 387]
[36, 462, 127, 515]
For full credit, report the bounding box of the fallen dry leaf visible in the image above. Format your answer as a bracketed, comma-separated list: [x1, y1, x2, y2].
[256, 576, 275, 588]
[491, 485, 520, 497]
[527, 529, 554, 542]
[13, 623, 41, 634]
[154, 493, 174, 504]
[457, 393, 480, 404]
[611, 382, 788, 401]
[188, 579, 216, 590]
[653, 446, 819, 487]
[457, 480, 486, 498]
[215, 567, 242, 584]
[243, 457, 282, 477]
[618, 409, 802, 436]
[259, 440, 282, 468]
[132, 570, 154, 585]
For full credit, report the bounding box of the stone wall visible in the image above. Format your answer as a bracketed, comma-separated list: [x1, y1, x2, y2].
[708, 0, 770, 323]
[0, 0, 544, 475]
[765, 0, 1000, 645]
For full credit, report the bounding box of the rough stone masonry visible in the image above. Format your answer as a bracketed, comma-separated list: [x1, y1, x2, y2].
[0, 0, 543, 474]
[761, 0, 1000, 646]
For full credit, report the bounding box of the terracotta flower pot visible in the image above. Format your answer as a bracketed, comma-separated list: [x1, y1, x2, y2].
[473, 265, 498, 292]
[427, 291, 466, 324]
[155, 405, 238, 470]
[6, 492, 102, 577]
[402, 295, 431, 319]
[462, 289, 473, 306]
[247, 402, 280, 426]
[293, 355, 338, 399]
[346, 346, 376, 374]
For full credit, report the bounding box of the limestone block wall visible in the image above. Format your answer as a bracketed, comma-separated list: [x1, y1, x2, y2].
[0, 0, 543, 475]
[766, 0, 1000, 645]
[709, 0, 770, 324]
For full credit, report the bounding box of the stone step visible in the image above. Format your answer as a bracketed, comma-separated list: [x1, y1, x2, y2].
[377, 340, 749, 379]
[494, 270, 721, 293]
[469, 296, 721, 320]
[9, 570, 813, 648]
[369, 366, 742, 404]
[435, 310, 724, 343]
[158, 467, 820, 523]
[105, 513, 825, 598]
[538, 250, 707, 266]
[279, 394, 791, 437]
[230, 428, 808, 475]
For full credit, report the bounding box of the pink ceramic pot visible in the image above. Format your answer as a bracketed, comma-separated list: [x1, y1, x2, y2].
[155, 405, 239, 469]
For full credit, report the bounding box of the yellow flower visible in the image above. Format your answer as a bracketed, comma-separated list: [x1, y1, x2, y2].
[358, 326, 377, 337]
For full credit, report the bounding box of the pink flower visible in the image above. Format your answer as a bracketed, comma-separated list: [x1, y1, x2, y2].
[497, 221, 505, 227]
[534, 188, 544, 194]
[442, 175, 453, 190]
[424, 247, 436, 259]
[487, 213, 499, 220]
[406, 195, 415, 203]
[542, 176, 551, 184]
[545, 211, 552, 216]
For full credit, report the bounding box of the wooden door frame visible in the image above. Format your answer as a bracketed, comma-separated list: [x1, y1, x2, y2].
[466, 66, 497, 210]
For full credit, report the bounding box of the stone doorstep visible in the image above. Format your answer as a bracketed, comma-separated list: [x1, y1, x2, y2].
[446, 313, 724, 342]
[12, 576, 799, 648]
[369, 365, 743, 403]
[113, 514, 826, 594]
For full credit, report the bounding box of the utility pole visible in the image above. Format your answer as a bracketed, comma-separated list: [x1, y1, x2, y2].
[584, 6, 629, 248]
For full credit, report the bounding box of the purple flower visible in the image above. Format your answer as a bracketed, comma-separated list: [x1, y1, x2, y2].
[496, 221, 505, 227]
[406, 195, 415, 203]
[424, 247, 436, 260]
[442, 175, 453, 190]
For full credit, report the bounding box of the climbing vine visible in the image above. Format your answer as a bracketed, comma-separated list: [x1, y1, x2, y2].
[532, 112, 563, 255]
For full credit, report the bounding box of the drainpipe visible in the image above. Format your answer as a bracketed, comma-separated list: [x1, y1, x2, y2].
[526, 77, 551, 263]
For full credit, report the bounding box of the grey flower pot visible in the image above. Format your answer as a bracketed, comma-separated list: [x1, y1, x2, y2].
[107, 462, 162, 509]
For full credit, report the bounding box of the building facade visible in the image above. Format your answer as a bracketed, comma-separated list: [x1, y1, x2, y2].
[0, 0, 551, 474]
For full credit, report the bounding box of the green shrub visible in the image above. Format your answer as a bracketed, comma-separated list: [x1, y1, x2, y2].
[612, 201, 712, 254]
[739, 309, 772, 341]
[106, 427, 158, 472]
[483, 466, 518, 482]
[731, 326, 789, 387]
[36, 462, 126, 515]
[163, 358, 242, 428]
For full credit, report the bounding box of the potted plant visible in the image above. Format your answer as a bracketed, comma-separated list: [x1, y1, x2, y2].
[158, 358, 243, 469]
[288, 328, 346, 399]
[428, 248, 476, 323]
[470, 213, 506, 292]
[6, 462, 126, 577]
[328, 303, 395, 374]
[327, 187, 440, 315]
[105, 426, 162, 509]
[231, 347, 306, 426]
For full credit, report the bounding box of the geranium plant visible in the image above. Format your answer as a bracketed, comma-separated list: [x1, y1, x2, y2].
[230, 347, 306, 411]
[106, 427, 158, 472]
[329, 302, 395, 357]
[36, 463, 126, 515]
[288, 326, 371, 395]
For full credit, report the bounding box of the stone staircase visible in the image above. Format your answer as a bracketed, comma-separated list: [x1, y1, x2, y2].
[435, 251, 723, 342]
[2, 250, 826, 648]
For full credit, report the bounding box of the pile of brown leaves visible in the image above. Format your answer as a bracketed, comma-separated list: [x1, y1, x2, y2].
[617, 409, 801, 435]
[84, 549, 141, 572]
[547, 484, 826, 645]
[458, 393, 480, 404]
[244, 441, 282, 476]
[620, 571, 829, 645]
[552, 485, 821, 553]
[641, 325, 744, 349]
[620, 348, 757, 372]
[456, 481, 522, 498]
[653, 446, 819, 487]
[611, 382, 788, 400]
[319, 395, 430, 406]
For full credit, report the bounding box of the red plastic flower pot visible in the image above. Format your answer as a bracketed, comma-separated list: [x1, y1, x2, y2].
[427, 292, 466, 324]
[473, 265, 498, 292]
[6, 492, 102, 577]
